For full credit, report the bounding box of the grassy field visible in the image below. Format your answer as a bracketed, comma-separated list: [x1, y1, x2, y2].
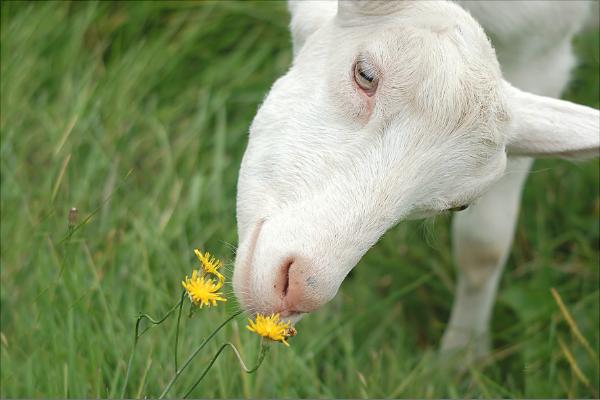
[1, 1, 598, 398]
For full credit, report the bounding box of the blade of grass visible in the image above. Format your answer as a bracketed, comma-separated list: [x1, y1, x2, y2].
[551, 287, 599, 368]
[558, 337, 594, 395]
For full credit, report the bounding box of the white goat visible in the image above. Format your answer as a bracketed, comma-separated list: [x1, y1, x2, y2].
[232, 0, 599, 357]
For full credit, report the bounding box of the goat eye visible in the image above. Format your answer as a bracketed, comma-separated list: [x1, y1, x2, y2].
[354, 60, 378, 95]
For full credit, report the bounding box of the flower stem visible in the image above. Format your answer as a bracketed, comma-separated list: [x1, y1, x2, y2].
[183, 340, 269, 398]
[158, 310, 243, 399]
[174, 290, 186, 372]
[121, 296, 184, 399]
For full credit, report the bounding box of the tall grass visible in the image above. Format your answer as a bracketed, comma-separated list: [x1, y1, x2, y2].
[1, 2, 598, 398]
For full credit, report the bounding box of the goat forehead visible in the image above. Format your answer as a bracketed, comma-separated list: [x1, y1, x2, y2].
[290, 25, 505, 140]
[251, 0, 509, 151]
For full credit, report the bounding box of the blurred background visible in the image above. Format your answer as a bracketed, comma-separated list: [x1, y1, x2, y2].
[1, 1, 598, 398]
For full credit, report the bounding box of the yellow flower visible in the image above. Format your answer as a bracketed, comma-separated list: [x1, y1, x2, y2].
[182, 270, 226, 308]
[247, 313, 295, 346]
[194, 249, 225, 283]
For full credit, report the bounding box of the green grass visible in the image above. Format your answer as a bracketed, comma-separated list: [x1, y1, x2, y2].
[1, 1, 598, 398]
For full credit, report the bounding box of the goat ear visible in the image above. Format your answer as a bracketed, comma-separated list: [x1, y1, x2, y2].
[288, 0, 337, 56]
[505, 82, 600, 159]
[337, 1, 408, 19]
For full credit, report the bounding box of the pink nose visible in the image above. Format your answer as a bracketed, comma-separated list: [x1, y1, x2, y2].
[273, 256, 320, 316]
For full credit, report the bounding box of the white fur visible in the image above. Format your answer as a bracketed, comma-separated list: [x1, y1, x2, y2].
[233, 0, 599, 352]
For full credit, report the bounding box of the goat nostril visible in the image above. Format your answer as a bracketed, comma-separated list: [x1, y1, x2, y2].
[279, 258, 293, 298]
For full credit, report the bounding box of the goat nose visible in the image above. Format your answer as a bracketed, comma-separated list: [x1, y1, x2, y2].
[274, 256, 320, 316]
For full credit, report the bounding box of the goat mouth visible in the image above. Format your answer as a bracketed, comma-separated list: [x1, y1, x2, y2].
[279, 310, 304, 318]
[278, 311, 305, 325]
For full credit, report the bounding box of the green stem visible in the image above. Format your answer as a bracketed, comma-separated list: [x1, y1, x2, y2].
[174, 290, 186, 372]
[136, 299, 183, 337]
[183, 340, 269, 398]
[158, 311, 243, 399]
[120, 297, 184, 399]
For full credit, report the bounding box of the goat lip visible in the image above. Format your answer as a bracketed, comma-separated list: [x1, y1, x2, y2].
[279, 310, 300, 317]
[277, 307, 306, 318]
